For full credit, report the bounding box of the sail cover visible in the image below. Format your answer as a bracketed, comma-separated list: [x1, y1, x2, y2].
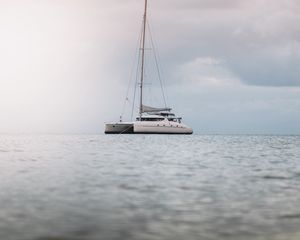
[142, 105, 172, 113]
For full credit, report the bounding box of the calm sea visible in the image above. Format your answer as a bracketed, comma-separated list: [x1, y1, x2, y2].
[0, 135, 300, 240]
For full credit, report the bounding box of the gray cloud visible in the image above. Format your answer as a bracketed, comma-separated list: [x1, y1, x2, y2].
[141, 0, 300, 87]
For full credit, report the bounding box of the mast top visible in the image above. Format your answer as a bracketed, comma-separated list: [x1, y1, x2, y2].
[144, 0, 148, 14]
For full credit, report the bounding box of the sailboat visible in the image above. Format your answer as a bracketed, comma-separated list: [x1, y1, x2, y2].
[105, 0, 193, 134]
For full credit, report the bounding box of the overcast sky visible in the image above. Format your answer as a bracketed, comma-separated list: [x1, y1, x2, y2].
[0, 0, 299, 134]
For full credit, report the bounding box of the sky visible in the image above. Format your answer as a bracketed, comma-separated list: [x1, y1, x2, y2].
[0, 0, 299, 134]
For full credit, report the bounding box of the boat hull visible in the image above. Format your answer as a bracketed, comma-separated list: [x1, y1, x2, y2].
[133, 121, 193, 134]
[105, 123, 134, 134]
[105, 121, 193, 135]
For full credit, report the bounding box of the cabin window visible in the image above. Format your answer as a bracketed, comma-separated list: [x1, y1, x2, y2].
[140, 118, 163, 122]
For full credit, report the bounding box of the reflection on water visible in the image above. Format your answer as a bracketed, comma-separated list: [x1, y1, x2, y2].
[0, 135, 300, 240]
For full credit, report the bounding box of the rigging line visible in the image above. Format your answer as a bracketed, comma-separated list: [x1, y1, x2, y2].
[131, 20, 144, 121]
[118, 125, 134, 135]
[131, 53, 140, 121]
[147, 21, 168, 108]
[121, 18, 142, 121]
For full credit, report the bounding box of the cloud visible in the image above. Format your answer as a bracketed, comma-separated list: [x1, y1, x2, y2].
[143, 0, 300, 87]
[177, 57, 240, 87]
[152, 0, 242, 11]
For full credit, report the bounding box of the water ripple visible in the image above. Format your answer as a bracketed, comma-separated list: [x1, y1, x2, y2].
[0, 135, 300, 240]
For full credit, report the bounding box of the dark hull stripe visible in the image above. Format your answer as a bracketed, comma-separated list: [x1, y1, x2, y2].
[105, 131, 192, 135]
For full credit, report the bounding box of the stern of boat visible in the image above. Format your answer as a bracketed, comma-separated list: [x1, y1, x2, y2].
[105, 123, 134, 134]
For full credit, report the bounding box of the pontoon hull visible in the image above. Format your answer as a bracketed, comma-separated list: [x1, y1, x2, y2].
[133, 121, 192, 134]
[105, 122, 193, 134]
[105, 123, 134, 134]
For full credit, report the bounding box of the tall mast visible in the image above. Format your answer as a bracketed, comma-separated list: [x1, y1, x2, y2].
[139, 0, 148, 119]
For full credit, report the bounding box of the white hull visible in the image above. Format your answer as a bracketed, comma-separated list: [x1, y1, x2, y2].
[134, 120, 192, 134]
[105, 120, 192, 134]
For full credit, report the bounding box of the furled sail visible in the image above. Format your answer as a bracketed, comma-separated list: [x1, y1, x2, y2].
[142, 105, 172, 113]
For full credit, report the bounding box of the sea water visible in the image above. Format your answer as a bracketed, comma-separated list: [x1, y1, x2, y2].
[0, 135, 300, 240]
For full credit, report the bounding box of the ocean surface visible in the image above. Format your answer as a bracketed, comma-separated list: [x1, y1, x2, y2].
[0, 135, 300, 240]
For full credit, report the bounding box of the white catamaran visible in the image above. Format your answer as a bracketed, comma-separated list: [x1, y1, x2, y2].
[105, 0, 193, 134]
